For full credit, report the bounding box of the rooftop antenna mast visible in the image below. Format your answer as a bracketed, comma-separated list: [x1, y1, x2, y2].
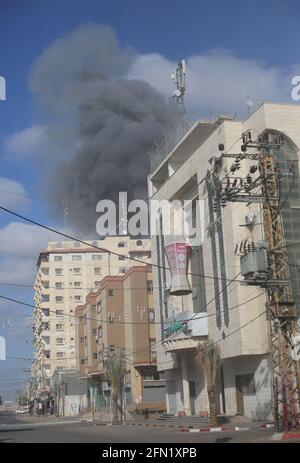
[246, 94, 254, 117]
[63, 199, 69, 234]
[171, 59, 187, 114]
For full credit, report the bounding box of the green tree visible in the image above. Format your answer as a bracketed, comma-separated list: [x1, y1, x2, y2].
[197, 338, 221, 426]
[105, 351, 125, 422]
[16, 389, 29, 407]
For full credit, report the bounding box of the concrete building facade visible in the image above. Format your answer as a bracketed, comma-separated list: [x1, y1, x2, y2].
[33, 237, 151, 379]
[148, 103, 300, 420]
[75, 265, 166, 411]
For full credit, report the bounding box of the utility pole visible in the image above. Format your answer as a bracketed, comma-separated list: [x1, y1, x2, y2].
[207, 130, 300, 432]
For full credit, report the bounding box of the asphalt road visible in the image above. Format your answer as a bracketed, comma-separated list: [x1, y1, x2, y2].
[0, 411, 291, 443]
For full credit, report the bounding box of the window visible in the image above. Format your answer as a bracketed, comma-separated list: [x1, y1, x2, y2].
[72, 255, 82, 261]
[41, 294, 49, 302]
[74, 281, 81, 287]
[73, 242, 80, 248]
[109, 345, 115, 352]
[149, 310, 155, 322]
[150, 340, 157, 364]
[93, 328, 97, 336]
[56, 309, 63, 316]
[55, 282, 63, 290]
[73, 268, 81, 274]
[108, 289, 114, 297]
[118, 242, 126, 248]
[118, 255, 126, 260]
[94, 267, 101, 274]
[56, 323, 64, 331]
[54, 255, 63, 261]
[41, 267, 49, 275]
[56, 338, 64, 345]
[119, 267, 128, 274]
[56, 352, 64, 358]
[91, 305, 96, 312]
[97, 301, 102, 313]
[151, 351, 157, 362]
[94, 281, 101, 287]
[80, 337, 84, 344]
[41, 255, 49, 262]
[42, 308, 50, 317]
[92, 254, 102, 260]
[136, 240, 143, 246]
[93, 353, 98, 359]
[240, 374, 256, 395]
[80, 359, 85, 365]
[147, 280, 153, 293]
[42, 281, 49, 289]
[74, 295, 82, 302]
[55, 296, 63, 303]
[44, 350, 50, 359]
[55, 268, 62, 276]
[41, 322, 50, 330]
[42, 336, 50, 344]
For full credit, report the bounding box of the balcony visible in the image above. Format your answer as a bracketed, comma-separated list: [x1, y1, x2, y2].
[162, 311, 208, 353]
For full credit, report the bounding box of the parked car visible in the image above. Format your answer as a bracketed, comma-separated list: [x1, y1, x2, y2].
[16, 405, 29, 414]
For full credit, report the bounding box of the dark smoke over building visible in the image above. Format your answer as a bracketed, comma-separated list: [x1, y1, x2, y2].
[29, 24, 178, 234]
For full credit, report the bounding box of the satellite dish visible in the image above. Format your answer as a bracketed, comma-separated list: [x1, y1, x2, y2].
[173, 89, 181, 97]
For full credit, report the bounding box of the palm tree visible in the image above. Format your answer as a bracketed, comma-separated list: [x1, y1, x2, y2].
[105, 351, 125, 422]
[197, 338, 221, 426]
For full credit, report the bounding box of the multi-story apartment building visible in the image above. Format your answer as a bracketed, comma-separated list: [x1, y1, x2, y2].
[75, 265, 165, 409]
[147, 103, 300, 420]
[33, 237, 151, 379]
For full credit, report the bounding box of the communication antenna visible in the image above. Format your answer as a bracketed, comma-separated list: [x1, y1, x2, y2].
[246, 94, 253, 116]
[63, 199, 69, 234]
[171, 59, 187, 113]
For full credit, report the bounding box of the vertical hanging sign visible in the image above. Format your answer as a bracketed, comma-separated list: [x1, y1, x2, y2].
[164, 240, 192, 296]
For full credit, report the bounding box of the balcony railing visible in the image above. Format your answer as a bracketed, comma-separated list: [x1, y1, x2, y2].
[148, 116, 191, 173]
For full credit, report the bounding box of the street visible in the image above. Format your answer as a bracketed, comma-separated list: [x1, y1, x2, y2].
[0, 411, 297, 443]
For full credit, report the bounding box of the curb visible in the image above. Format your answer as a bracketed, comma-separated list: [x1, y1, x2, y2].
[80, 419, 275, 433]
[181, 425, 274, 433]
[123, 421, 274, 433]
[272, 432, 300, 441]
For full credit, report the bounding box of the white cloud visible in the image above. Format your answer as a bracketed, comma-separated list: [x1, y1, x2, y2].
[128, 49, 294, 119]
[5, 123, 80, 161]
[0, 177, 30, 210]
[0, 222, 49, 284]
[5, 125, 49, 159]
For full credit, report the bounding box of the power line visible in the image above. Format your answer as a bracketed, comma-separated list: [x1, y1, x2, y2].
[0, 204, 244, 284]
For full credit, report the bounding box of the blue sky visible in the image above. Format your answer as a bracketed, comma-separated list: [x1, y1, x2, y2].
[0, 0, 300, 400]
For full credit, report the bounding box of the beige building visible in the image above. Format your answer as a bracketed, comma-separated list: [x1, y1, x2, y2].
[33, 237, 151, 379]
[148, 103, 300, 420]
[75, 265, 165, 410]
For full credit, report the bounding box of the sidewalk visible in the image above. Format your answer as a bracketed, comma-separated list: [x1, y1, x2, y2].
[15, 414, 81, 424]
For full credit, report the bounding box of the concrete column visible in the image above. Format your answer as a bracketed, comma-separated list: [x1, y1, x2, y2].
[180, 352, 191, 416]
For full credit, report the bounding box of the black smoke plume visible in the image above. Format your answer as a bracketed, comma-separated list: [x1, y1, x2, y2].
[29, 24, 178, 235]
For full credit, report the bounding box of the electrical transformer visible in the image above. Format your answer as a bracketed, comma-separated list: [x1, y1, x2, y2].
[240, 245, 268, 284]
